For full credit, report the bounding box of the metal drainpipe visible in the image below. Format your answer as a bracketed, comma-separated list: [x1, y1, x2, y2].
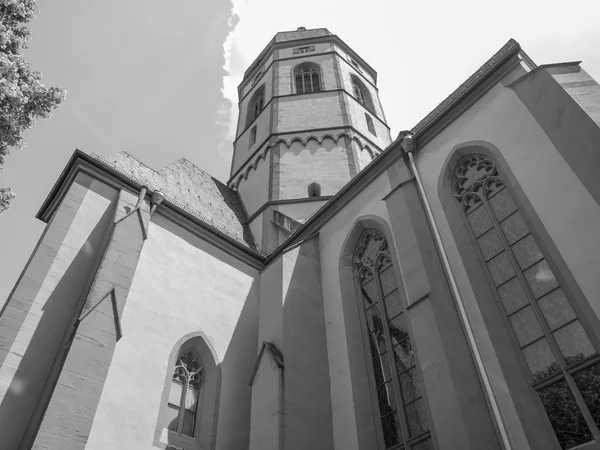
[400, 134, 513, 450]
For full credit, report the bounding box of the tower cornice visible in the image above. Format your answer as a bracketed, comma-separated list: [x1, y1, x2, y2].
[239, 31, 378, 98]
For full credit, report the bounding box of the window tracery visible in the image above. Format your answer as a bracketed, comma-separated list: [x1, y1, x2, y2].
[453, 154, 600, 449]
[167, 348, 203, 437]
[354, 229, 433, 449]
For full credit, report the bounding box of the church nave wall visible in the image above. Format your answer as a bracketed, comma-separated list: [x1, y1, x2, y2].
[84, 213, 260, 450]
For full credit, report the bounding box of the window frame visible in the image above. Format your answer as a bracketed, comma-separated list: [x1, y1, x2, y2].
[351, 74, 374, 112]
[452, 153, 600, 449]
[365, 113, 376, 136]
[353, 229, 433, 450]
[167, 347, 204, 438]
[246, 84, 266, 129]
[293, 62, 322, 95]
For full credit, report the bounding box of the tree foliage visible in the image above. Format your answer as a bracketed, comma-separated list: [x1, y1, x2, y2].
[0, 0, 65, 214]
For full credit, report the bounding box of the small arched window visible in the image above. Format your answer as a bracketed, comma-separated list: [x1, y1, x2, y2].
[294, 62, 322, 94]
[365, 113, 376, 136]
[246, 84, 265, 128]
[249, 125, 257, 146]
[307, 182, 321, 198]
[351, 74, 374, 112]
[167, 347, 203, 437]
[354, 230, 432, 449]
[453, 154, 600, 449]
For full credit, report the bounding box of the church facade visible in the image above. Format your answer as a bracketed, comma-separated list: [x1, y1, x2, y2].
[2, 27, 600, 450]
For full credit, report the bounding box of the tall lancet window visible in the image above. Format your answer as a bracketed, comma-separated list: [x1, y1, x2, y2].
[167, 348, 203, 437]
[453, 154, 600, 449]
[354, 230, 432, 449]
[294, 62, 321, 94]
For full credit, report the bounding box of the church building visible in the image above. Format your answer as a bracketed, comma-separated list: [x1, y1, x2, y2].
[2, 27, 600, 450]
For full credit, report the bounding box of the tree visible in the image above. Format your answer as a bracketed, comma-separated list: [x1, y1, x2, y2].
[0, 0, 65, 214]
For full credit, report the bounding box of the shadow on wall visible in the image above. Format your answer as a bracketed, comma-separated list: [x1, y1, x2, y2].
[213, 279, 260, 449]
[156, 278, 260, 450]
[0, 202, 115, 450]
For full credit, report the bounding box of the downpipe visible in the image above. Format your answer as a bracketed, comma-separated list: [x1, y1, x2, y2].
[400, 134, 513, 450]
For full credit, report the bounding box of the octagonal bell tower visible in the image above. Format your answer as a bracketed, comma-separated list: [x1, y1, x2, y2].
[229, 27, 392, 252]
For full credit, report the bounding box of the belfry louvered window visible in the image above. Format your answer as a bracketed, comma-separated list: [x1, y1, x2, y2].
[294, 62, 321, 94]
[453, 154, 600, 449]
[167, 348, 203, 437]
[354, 230, 433, 450]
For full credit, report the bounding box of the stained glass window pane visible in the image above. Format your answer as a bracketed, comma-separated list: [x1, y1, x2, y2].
[538, 289, 576, 331]
[381, 411, 402, 448]
[185, 387, 199, 411]
[524, 260, 559, 299]
[361, 279, 376, 308]
[509, 305, 544, 347]
[166, 404, 180, 431]
[169, 380, 183, 407]
[394, 341, 413, 374]
[379, 265, 397, 296]
[553, 321, 596, 365]
[377, 380, 399, 416]
[497, 277, 529, 315]
[573, 363, 600, 430]
[538, 380, 593, 449]
[400, 369, 421, 404]
[500, 211, 529, 244]
[511, 235, 543, 270]
[365, 304, 383, 332]
[522, 338, 560, 381]
[477, 228, 503, 261]
[487, 252, 516, 286]
[372, 352, 393, 384]
[370, 330, 387, 356]
[389, 314, 409, 344]
[488, 188, 517, 221]
[384, 290, 403, 320]
[467, 205, 493, 237]
[406, 398, 428, 437]
[181, 410, 196, 437]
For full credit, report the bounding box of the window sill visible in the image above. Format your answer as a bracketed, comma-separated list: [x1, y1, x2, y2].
[158, 428, 202, 450]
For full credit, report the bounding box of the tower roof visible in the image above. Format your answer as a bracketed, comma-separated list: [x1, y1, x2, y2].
[273, 27, 332, 43]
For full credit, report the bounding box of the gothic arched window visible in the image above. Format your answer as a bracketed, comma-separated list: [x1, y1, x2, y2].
[351, 74, 374, 112]
[354, 230, 432, 449]
[167, 347, 204, 437]
[453, 154, 600, 449]
[294, 62, 321, 94]
[246, 84, 265, 129]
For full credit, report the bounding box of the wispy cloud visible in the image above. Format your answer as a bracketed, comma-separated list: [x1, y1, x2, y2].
[217, 0, 247, 162]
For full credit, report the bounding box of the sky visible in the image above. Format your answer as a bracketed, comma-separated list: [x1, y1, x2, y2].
[1, 0, 599, 302]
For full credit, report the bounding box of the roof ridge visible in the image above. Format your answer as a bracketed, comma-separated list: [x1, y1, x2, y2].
[410, 38, 520, 135]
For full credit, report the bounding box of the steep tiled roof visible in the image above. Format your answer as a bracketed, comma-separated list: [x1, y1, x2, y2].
[91, 152, 257, 251]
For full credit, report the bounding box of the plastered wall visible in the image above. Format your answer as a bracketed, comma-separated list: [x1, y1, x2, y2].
[237, 155, 270, 216]
[419, 74, 600, 332]
[84, 213, 259, 450]
[318, 174, 394, 450]
[0, 173, 117, 450]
